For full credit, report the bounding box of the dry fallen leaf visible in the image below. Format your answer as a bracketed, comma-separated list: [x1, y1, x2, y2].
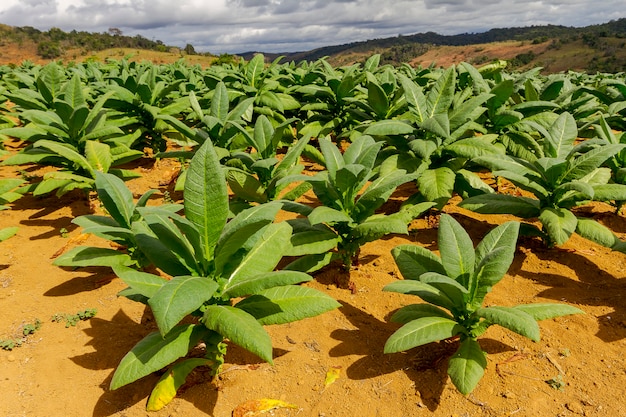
[232, 399, 297, 417]
[324, 366, 342, 387]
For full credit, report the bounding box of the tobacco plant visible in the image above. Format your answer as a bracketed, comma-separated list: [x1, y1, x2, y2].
[283, 134, 434, 271]
[459, 112, 626, 250]
[108, 138, 339, 410]
[363, 67, 498, 208]
[53, 171, 183, 269]
[384, 214, 583, 394]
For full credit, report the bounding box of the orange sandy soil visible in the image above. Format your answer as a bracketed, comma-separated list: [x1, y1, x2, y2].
[1, 135, 626, 417]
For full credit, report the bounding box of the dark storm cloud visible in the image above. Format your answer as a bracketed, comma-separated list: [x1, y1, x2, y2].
[0, 0, 623, 54]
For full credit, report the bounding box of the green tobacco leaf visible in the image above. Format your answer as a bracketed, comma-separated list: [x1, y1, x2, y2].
[474, 221, 520, 266]
[94, 172, 134, 229]
[513, 303, 584, 321]
[112, 265, 168, 299]
[110, 324, 209, 390]
[383, 280, 455, 311]
[392, 244, 446, 280]
[308, 206, 353, 225]
[236, 285, 340, 325]
[438, 214, 475, 281]
[419, 272, 468, 306]
[223, 270, 312, 298]
[564, 144, 626, 181]
[226, 169, 267, 204]
[575, 217, 620, 249]
[286, 224, 339, 257]
[539, 207, 577, 246]
[546, 112, 577, 159]
[202, 305, 273, 364]
[184, 139, 229, 258]
[149, 276, 219, 336]
[426, 66, 456, 118]
[421, 114, 450, 139]
[459, 194, 541, 218]
[283, 252, 335, 273]
[444, 137, 499, 159]
[384, 316, 460, 353]
[390, 304, 454, 324]
[146, 358, 213, 412]
[367, 78, 389, 118]
[0, 227, 18, 242]
[475, 306, 540, 342]
[318, 136, 344, 181]
[447, 338, 487, 395]
[399, 74, 428, 123]
[210, 82, 229, 121]
[351, 215, 408, 241]
[363, 119, 414, 136]
[227, 221, 292, 282]
[592, 184, 626, 202]
[144, 213, 200, 274]
[417, 167, 456, 208]
[52, 246, 133, 267]
[33, 140, 93, 174]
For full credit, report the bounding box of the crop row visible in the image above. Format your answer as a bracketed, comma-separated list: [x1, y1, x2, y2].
[0, 55, 624, 409]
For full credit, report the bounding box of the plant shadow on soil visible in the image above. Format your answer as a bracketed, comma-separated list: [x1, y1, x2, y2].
[44, 268, 117, 296]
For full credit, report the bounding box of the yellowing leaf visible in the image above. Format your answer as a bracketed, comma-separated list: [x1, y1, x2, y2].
[146, 358, 212, 411]
[324, 366, 342, 387]
[232, 398, 298, 417]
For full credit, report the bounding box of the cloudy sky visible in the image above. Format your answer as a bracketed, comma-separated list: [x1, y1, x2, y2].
[0, 0, 622, 54]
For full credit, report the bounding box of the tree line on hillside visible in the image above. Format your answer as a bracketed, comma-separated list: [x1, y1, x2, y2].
[0, 24, 200, 59]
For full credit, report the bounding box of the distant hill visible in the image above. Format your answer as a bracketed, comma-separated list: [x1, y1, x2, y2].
[0, 19, 625, 73]
[241, 18, 626, 72]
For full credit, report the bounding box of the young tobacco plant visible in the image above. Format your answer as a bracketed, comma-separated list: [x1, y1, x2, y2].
[283, 134, 434, 271]
[53, 171, 183, 269]
[459, 111, 626, 250]
[384, 214, 583, 395]
[108, 138, 340, 411]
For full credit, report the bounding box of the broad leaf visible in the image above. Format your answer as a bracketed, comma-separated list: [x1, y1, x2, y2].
[184, 139, 229, 257]
[52, 246, 133, 267]
[112, 265, 168, 299]
[227, 221, 292, 282]
[438, 214, 475, 281]
[475, 306, 540, 342]
[110, 324, 209, 389]
[236, 285, 341, 325]
[202, 305, 273, 364]
[539, 207, 577, 246]
[384, 316, 460, 353]
[94, 172, 134, 229]
[390, 304, 454, 324]
[417, 167, 456, 207]
[222, 270, 312, 298]
[447, 338, 487, 395]
[575, 218, 620, 249]
[513, 303, 584, 321]
[459, 194, 541, 218]
[392, 244, 446, 279]
[149, 276, 219, 336]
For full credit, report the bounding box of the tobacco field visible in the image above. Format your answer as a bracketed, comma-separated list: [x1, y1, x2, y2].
[1, 54, 626, 416]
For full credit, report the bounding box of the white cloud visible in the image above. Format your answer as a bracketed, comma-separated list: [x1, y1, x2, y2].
[0, 0, 622, 54]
